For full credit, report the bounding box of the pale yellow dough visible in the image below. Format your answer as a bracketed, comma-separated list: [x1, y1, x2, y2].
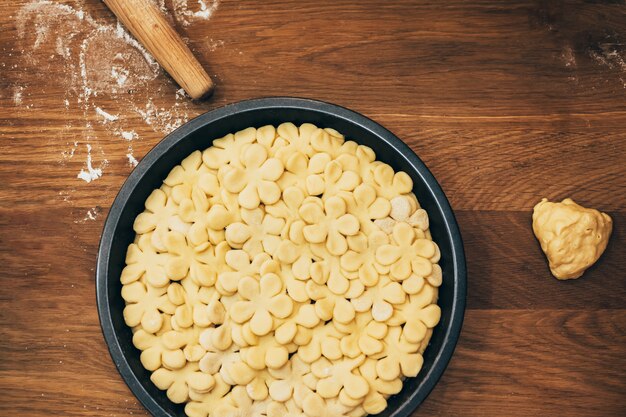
[121, 123, 443, 417]
[532, 198, 612, 280]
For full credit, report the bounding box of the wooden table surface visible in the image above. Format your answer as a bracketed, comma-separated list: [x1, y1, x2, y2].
[1, 0, 625, 416]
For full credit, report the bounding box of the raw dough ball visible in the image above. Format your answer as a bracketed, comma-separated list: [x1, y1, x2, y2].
[532, 198, 612, 280]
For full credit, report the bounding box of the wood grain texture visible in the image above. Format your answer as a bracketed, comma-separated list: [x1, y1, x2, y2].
[1, 0, 625, 416]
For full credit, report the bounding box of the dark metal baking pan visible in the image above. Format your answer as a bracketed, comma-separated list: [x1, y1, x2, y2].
[96, 97, 466, 417]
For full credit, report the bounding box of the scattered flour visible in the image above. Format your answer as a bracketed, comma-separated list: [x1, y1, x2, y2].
[77, 144, 103, 183]
[588, 43, 626, 90]
[74, 207, 102, 223]
[13, 86, 24, 105]
[85, 208, 99, 221]
[95, 106, 119, 122]
[111, 66, 129, 87]
[133, 97, 189, 134]
[33, 22, 47, 48]
[126, 141, 139, 167]
[194, 0, 219, 19]
[13, 0, 215, 212]
[589, 50, 613, 68]
[589, 42, 626, 72]
[61, 140, 79, 160]
[55, 36, 71, 59]
[560, 46, 576, 68]
[601, 47, 626, 71]
[120, 130, 137, 141]
[127, 152, 139, 167]
[206, 38, 225, 52]
[112, 20, 159, 72]
[58, 190, 72, 203]
[172, 0, 220, 27]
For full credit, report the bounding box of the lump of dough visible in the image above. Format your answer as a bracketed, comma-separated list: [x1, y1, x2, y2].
[532, 198, 612, 280]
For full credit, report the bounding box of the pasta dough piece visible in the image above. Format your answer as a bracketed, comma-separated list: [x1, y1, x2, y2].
[132, 189, 178, 252]
[376, 222, 435, 281]
[351, 276, 406, 322]
[202, 128, 256, 170]
[311, 355, 369, 401]
[185, 375, 232, 417]
[396, 284, 441, 344]
[216, 250, 271, 295]
[302, 393, 357, 417]
[532, 198, 612, 280]
[168, 278, 221, 329]
[240, 334, 290, 371]
[341, 185, 391, 236]
[340, 231, 389, 287]
[222, 143, 284, 209]
[198, 327, 241, 377]
[298, 322, 346, 363]
[300, 196, 360, 256]
[162, 325, 205, 362]
[273, 122, 317, 161]
[163, 231, 223, 287]
[133, 328, 186, 371]
[335, 312, 386, 358]
[305, 281, 356, 324]
[179, 186, 225, 246]
[268, 355, 316, 402]
[121, 233, 169, 288]
[230, 274, 293, 336]
[164, 151, 211, 204]
[213, 386, 270, 417]
[151, 362, 215, 404]
[267, 399, 307, 417]
[225, 208, 284, 257]
[374, 327, 423, 381]
[122, 281, 176, 334]
[374, 194, 429, 234]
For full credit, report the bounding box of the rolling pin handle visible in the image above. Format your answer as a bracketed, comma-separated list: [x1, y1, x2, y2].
[103, 0, 214, 100]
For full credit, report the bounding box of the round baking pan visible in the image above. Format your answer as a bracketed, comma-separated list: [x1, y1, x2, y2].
[96, 97, 467, 417]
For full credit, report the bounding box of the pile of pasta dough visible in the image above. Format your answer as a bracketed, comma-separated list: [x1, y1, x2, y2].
[121, 123, 442, 417]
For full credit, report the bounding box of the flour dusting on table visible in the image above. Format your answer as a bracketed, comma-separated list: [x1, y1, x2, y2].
[95, 107, 119, 123]
[120, 130, 138, 141]
[172, 0, 220, 27]
[13, 0, 215, 188]
[12, 86, 24, 105]
[77, 144, 104, 183]
[74, 207, 102, 223]
[126, 151, 139, 167]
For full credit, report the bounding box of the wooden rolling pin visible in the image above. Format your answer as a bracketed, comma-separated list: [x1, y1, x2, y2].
[103, 0, 214, 100]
